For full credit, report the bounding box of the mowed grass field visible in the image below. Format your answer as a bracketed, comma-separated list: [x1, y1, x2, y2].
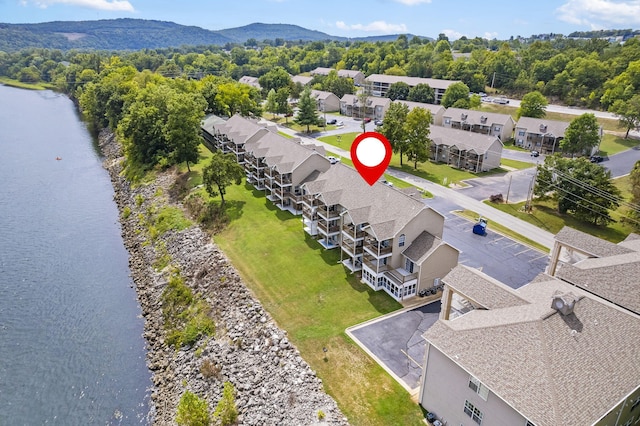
[212, 181, 426, 425]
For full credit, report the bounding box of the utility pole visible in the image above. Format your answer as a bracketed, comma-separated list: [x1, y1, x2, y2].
[491, 72, 496, 89]
[505, 174, 513, 204]
[525, 163, 539, 213]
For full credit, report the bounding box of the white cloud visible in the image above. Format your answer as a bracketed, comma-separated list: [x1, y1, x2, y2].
[441, 29, 464, 40]
[335, 20, 408, 33]
[484, 31, 498, 40]
[557, 0, 640, 27]
[23, 0, 134, 12]
[393, 0, 431, 5]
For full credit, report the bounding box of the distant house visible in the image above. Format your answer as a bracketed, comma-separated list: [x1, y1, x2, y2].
[310, 90, 340, 113]
[238, 75, 261, 90]
[291, 75, 313, 86]
[514, 117, 570, 154]
[309, 67, 365, 85]
[442, 107, 515, 141]
[394, 100, 446, 126]
[364, 74, 462, 104]
[420, 229, 640, 426]
[429, 126, 504, 172]
[340, 94, 391, 120]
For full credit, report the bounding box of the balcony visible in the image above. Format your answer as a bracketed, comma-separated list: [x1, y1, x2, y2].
[275, 174, 292, 186]
[301, 194, 317, 209]
[341, 240, 363, 257]
[364, 238, 393, 258]
[317, 205, 340, 220]
[318, 220, 340, 236]
[342, 258, 362, 273]
[363, 253, 390, 273]
[384, 268, 418, 286]
[342, 224, 365, 241]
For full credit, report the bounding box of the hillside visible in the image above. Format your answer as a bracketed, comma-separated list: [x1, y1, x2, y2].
[0, 18, 427, 52]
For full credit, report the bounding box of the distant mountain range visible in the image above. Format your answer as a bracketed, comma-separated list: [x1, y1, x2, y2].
[0, 19, 429, 52]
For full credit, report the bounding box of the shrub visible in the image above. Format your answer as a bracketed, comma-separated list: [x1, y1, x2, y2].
[317, 410, 326, 420]
[200, 359, 222, 379]
[176, 390, 210, 426]
[122, 206, 131, 219]
[213, 382, 238, 426]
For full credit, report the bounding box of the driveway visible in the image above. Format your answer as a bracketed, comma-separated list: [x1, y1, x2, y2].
[347, 302, 441, 393]
[457, 167, 536, 203]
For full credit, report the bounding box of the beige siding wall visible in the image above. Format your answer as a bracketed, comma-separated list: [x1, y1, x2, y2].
[595, 385, 640, 426]
[420, 345, 527, 426]
[483, 139, 504, 171]
[388, 208, 445, 270]
[417, 245, 459, 291]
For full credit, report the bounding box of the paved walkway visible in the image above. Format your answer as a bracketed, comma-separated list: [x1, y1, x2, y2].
[269, 122, 556, 250]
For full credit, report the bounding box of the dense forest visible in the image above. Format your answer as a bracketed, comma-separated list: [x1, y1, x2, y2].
[0, 19, 422, 52]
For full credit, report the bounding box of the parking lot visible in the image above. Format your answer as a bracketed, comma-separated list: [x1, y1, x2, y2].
[348, 202, 549, 392]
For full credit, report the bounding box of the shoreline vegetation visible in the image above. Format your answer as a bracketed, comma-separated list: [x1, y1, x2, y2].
[98, 130, 348, 425]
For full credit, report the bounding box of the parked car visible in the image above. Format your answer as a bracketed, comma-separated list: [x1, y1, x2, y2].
[493, 97, 509, 104]
[326, 118, 337, 125]
[531, 150, 539, 157]
[374, 119, 383, 126]
[336, 121, 344, 127]
[327, 156, 339, 164]
[590, 155, 603, 163]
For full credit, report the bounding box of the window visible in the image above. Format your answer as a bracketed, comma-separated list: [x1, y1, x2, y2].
[518, 130, 525, 136]
[468, 376, 489, 400]
[464, 400, 483, 425]
[399, 234, 405, 247]
[526, 421, 536, 426]
[405, 258, 414, 273]
[444, 118, 451, 124]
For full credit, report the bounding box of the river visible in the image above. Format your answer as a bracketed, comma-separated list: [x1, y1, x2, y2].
[0, 85, 152, 425]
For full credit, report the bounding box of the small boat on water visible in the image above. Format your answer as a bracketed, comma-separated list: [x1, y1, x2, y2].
[55, 156, 62, 160]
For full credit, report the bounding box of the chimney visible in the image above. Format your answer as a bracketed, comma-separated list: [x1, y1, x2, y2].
[551, 291, 579, 316]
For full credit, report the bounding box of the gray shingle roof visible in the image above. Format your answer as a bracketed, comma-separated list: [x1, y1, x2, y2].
[402, 231, 441, 264]
[425, 269, 640, 426]
[394, 100, 445, 115]
[429, 125, 502, 154]
[302, 163, 434, 240]
[555, 226, 633, 257]
[340, 94, 391, 109]
[443, 107, 515, 127]
[516, 116, 570, 138]
[365, 74, 461, 90]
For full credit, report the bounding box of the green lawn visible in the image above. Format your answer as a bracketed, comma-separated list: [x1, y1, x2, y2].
[0, 77, 54, 90]
[212, 183, 426, 426]
[500, 158, 535, 170]
[597, 134, 640, 157]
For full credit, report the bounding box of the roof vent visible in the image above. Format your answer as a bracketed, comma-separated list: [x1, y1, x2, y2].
[480, 115, 487, 124]
[461, 113, 468, 121]
[539, 124, 547, 132]
[551, 291, 578, 316]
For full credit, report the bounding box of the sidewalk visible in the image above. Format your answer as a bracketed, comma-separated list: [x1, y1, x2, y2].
[269, 121, 556, 250]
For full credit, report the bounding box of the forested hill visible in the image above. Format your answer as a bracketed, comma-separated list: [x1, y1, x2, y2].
[0, 19, 424, 52]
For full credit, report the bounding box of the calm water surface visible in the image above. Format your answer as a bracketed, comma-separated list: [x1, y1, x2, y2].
[0, 85, 152, 425]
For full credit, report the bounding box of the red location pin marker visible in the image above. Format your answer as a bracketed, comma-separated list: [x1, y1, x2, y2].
[350, 132, 393, 186]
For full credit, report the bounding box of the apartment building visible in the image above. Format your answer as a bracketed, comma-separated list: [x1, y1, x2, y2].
[420, 231, 640, 426]
[340, 94, 391, 120]
[514, 117, 570, 154]
[442, 107, 515, 141]
[430, 125, 504, 172]
[310, 90, 341, 113]
[300, 164, 459, 301]
[309, 67, 365, 85]
[364, 74, 462, 104]
[238, 75, 261, 90]
[394, 100, 446, 126]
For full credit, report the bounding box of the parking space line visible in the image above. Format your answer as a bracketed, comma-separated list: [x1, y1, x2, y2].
[515, 248, 531, 256]
[400, 349, 423, 368]
[530, 253, 549, 262]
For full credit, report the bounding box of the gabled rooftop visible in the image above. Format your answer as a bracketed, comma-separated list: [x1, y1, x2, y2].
[426, 265, 640, 426]
[365, 74, 461, 90]
[443, 107, 515, 127]
[430, 125, 502, 154]
[516, 116, 570, 137]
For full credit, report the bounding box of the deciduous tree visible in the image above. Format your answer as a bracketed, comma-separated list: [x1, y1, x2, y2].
[404, 107, 432, 169]
[610, 94, 640, 139]
[380, 102, 409, 166]
[560, 113, 601, 156]
[385, 81, 410, 100]
[176, 391, 210, 426]
[407, 83, 434, 104]
[202, 152, 245, 208]
[441, 81, 470, 108]
[534, 155, 620, 225]
[517, 91, 548, 119]
[628, 160, 640, 230]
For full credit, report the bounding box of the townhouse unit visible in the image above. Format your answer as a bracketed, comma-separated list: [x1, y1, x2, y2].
[364, 74, 462, 104]
[300, 164, 459, 301]
[310, 90, 341, 113]
[202, 114, 329, 214]
[394, 100, 446, 126]
[238, 75, 261, 90]
[429, 125, 504, 172]
[291, 75, 313, 86]
[442, 107, 515, 141]
[309, 67, 365, 85]
[340, 94, 391, 120]
[514, 117, 570, 154]
[420, 259, 640, 426]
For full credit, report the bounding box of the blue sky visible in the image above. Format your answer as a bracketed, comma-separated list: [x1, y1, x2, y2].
[2, 0, 640, 40]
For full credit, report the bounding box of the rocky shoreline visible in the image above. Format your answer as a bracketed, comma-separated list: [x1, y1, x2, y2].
[99, 130, 348, 425]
